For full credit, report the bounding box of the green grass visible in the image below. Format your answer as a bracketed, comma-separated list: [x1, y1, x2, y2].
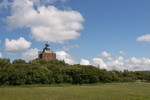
[0, 83, 150, 100]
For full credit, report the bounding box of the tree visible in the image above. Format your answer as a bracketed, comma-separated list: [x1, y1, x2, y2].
[12, 59, 26, 64]
[0, 58, 10, 67]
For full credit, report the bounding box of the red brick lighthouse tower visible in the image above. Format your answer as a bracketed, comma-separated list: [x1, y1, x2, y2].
[38, 42, 56, 61]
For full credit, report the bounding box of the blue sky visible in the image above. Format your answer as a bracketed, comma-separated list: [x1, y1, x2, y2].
[0, 0, 150, 71]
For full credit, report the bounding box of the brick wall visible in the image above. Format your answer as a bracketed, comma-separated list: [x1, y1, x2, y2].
[39, 53, 56, 61]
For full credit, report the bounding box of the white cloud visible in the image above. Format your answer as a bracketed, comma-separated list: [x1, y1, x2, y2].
[22, 48, 39, 61]
[99, 51, 113, 61]
[55, 51, 76, 65]
[93, 51, 150, 71]
[6, 0, 84, 43]
[119, 51, 127, 55]
[62, 44, 79, 51]
[80, 59, 90, 65]
[125, 57, 150, 71]
[0, 53, 2, 58]
[137, 34, 150, 42]
[130, 57, 142, 64]
[99, 51, 111, 58]
[92, 58, 107, 69]
[4, 37, 31, 54]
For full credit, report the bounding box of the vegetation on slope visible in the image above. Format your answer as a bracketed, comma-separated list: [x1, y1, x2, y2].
[0, 58, 150, 85]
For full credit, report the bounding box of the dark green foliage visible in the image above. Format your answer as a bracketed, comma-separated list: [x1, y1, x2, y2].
[134, 71, 150, 82]
[0, 58, 10, 67]
[0, 58, 150, 85]
[12, 59, 26, 64]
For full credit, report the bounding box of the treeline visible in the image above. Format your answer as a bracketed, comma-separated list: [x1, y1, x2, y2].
[0, 58, 150, 85]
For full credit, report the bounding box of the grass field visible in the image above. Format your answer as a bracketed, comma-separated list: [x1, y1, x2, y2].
[0, 83, 150, 100]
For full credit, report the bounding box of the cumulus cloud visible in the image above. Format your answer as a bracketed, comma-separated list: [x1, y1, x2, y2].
[22, 48, 39, 61]
[99, 51, 113, 61]
[80, 59, 90, 65]
[4, 37, 31, 54]
[119, 51, 127, 55]
[5, 0, 84, 43]
[92, 58, 107, 69]
[124, 57, 150, 71]
[93, 51, 150, 71]
[55, 51, 76, 65]
[137, 34, 150, 42]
